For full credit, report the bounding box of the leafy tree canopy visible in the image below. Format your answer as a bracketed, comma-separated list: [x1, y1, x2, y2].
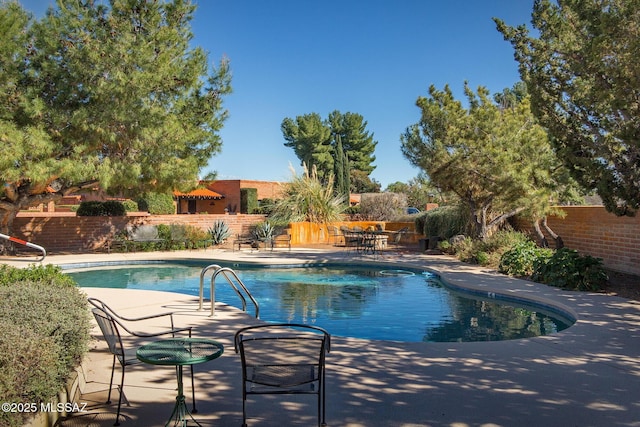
[281, 110, 378, 192]
[0, 0, 231, 232]
[495, 0, 640, 215]
[281, 113, 333, 182]
[401, 82, 581, 239]
[385, 173, 445, 209]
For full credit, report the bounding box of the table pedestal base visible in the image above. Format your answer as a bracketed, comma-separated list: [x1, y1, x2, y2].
[165, 367, 201, 427]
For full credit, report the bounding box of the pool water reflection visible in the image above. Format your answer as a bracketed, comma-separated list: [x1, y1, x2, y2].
[69, 263, 573, 342]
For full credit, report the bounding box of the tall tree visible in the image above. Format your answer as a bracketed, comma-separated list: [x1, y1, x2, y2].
[327, 110, 377, 174]
[495, 0, 640, 216]
[282, 110, 378, 191]
[333, 134, 350, 199]
[281, 113, 333, 182]
[401, 83, 578, 239]
[0, 0, 231, 235]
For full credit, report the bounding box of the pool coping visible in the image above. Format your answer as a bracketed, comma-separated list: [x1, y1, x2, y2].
[6, 248, 640, 426]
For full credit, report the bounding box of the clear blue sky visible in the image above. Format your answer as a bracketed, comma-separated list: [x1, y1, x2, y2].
[19, 0, 534, 188]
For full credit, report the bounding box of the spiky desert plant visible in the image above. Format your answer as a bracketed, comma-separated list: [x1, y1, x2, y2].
[271, 164, 347, 224]
[208, 220, 231, 245]
[252, 221, 275, 241]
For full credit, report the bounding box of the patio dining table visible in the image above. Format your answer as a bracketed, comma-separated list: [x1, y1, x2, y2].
[342, 230, 388, 255]
[137, 337, 224, 427]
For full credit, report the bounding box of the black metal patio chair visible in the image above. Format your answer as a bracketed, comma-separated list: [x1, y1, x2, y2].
[234, 323, 331, 427]
[87, 298, 194, 426]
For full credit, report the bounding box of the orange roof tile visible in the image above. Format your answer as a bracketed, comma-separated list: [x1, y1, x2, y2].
[173, 188, 224, 199]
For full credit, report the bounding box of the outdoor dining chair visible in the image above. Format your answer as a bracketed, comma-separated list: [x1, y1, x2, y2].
[387, 226, 409, 251]
[326, 225, 344, 246]
[234, 323, 331, 427]
[88, 298, 194, 426]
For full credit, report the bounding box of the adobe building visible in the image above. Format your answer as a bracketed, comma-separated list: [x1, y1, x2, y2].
[174, 180, 283, 214]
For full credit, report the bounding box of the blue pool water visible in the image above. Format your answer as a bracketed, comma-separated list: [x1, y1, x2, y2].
[68, 262, 573, 342]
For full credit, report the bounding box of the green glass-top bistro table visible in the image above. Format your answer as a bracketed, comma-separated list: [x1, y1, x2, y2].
[137, 338, 224, 427]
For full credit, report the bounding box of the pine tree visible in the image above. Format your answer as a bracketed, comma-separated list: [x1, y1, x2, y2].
[0, 0, 231, 235]
[334, 134, 345, 198]
[496, 0, 640, 215]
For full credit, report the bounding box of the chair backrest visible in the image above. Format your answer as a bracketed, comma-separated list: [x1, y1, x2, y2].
[91, 307, 125, 359]
[235, 323, 330, 388]
[129, 224, 159, 241]
[392, 227, 409, 243]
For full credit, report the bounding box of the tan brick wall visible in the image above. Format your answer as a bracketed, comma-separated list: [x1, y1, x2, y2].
[515, 206, 640, 275]
[12, 212, 266, 254]
[11, 206, 640, 276]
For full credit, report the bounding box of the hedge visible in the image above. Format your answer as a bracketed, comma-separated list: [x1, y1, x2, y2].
[0, 265, 91, 427]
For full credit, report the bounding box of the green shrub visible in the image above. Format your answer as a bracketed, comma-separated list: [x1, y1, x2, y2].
[344, 204, 361, 215]
[122, 199, 139, 212]
[437, 240, 454, 254]
[241, 188, 258, 214]
[184, 225, 209, 248]
[156, 223, 171, 241]
[208, 220, 231, 245]
[0, 264, 76, 287]
[0, 266, 91, 427]
[157, 224, 210, 249]
[254, 198, 277, 215]
[475, 251, 490, 266]
[0, 323, 60, 427]
[416, 205, 467, 240]
[450, 231, 531, 270]
[499, 240, 553, 277]
[137, 192, 175, 214]
[532, 248, 608, 291]
[76, 200, 126, 216]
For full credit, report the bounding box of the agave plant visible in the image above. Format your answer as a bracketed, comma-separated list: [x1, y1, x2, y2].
[208, 220, 231, 245]
[252, 221, 275, 241]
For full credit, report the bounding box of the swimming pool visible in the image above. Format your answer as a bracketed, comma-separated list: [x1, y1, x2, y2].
[68, 262, 573, 342]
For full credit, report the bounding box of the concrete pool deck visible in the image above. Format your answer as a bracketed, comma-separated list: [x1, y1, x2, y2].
[6, 248, 640, 426]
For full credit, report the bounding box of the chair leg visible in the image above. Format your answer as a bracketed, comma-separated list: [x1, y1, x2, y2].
[114, 364, 125, 426]
[107, 355, 116, 404]
[321, 374, 327, 427]
[242, 388, 248, 427]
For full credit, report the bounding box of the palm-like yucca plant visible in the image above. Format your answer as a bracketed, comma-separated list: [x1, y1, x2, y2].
[271, 164, 347, 224]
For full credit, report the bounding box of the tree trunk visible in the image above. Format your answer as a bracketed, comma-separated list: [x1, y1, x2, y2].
[541, 216, 564, 249]
[533, 219, 549, 248]
[0, 206, 20, 255]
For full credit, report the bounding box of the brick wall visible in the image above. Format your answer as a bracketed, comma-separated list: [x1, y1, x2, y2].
[12, 212, 266, 254]
[515, 206, 640, 276]
[11, 206, 640, 276]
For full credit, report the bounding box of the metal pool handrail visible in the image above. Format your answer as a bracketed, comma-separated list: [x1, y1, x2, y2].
[199, 264, 222, 311]
[0, 232, 46, 261]
[198, 264, 260, 318]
